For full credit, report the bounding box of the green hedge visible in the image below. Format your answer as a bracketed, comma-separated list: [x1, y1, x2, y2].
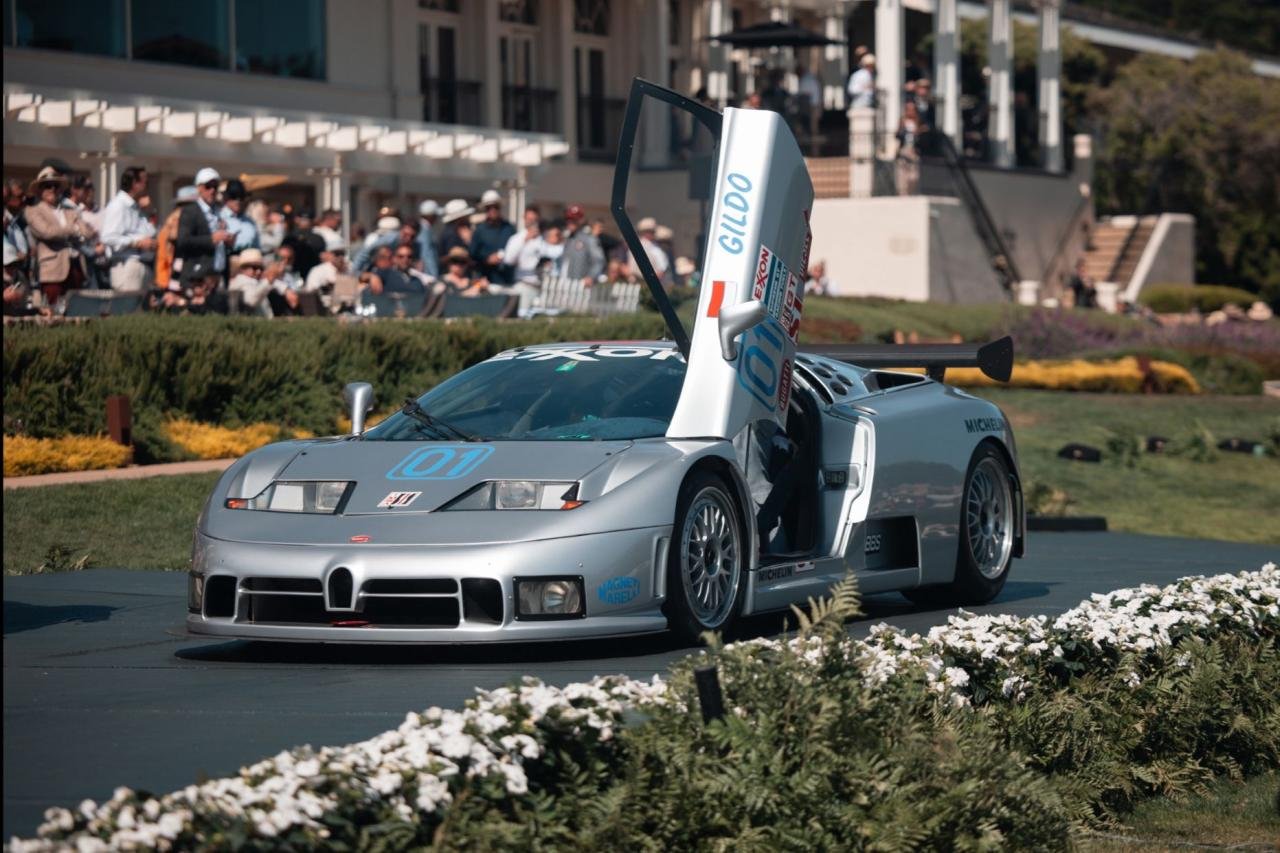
[1140, 285, 1260, 314]
[3, 315, 666, 452]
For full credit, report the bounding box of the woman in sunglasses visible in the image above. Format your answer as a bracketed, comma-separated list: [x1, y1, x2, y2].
[23, 165, 96, 305]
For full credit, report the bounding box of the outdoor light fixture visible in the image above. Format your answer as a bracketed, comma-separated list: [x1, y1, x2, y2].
[514, 577, 585, 620]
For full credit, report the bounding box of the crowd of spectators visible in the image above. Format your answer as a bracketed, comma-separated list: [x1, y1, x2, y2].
[4, 159, 711, 319]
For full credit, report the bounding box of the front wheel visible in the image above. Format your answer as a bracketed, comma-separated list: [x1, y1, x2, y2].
[664, 471, 747, 643]
[904, 444, 1014, 607]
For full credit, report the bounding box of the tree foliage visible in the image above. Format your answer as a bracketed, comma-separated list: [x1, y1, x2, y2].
[1092, 49, 1280, 303]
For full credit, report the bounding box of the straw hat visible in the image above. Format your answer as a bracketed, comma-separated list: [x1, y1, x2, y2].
[441, 198, 474, 224]
[444, 246, 472, 266]
[1247, 301, 1274, 322]
[636, 216, 657, 233]
[235, 248, 265, 269]
[28, 166, 67, 194]
[173, 185, 198, 205]
[654, 224, 674, 241]
[376, 215, 401, 232]
[479, 189, 503, 208]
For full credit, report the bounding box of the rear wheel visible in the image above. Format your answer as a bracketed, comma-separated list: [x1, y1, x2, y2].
[904, 443, 1014, 607]
[665, 471, 747, 643]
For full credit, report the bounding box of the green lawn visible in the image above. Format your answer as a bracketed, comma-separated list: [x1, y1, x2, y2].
[1079, 771, 1280, 851]
[975, 390, 1280, 544]
[3, 473, 219, 575]
[3, 392, 1277, 574]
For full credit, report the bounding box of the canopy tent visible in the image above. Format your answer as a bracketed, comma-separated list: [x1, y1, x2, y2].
[707, 20, 838, 49]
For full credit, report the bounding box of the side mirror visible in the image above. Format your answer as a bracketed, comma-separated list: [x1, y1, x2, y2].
[717, 300, 767, 361]
[343, 382, 374, 436]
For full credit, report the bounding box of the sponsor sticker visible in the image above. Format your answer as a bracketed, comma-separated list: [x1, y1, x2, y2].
[964, 417, 1004, 434]
[715, 172, 753, 256]
[757, 564, 794, 583]
[707, 280, 728, 318]
[598, 576, 639, 605]
[795, 561, 816, 574]
[378, 491, 421, 508]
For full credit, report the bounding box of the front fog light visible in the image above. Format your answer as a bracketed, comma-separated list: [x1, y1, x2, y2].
[515, 577, 585, 620]
[188, 573, 204, 614]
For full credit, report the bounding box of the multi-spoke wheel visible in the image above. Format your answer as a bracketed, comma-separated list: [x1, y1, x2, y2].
[665, 471, 746, 642]
[904, 443, 1016, 607]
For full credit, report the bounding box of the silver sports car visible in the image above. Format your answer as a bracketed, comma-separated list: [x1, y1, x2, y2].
[187, 79, 1024, 644]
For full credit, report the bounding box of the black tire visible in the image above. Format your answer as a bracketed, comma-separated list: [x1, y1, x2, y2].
[664, 470, 748, 643]
[903, 443, 1014, 607]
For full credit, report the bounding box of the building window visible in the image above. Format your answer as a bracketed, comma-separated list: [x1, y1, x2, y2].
[574, 0, 608, 36]
[234, 0, 325, 79]
[418, 0, 459, 11]
[132, 0, 230, 69]
[499, 0, 537, 26]
[12, 0, 126, 57]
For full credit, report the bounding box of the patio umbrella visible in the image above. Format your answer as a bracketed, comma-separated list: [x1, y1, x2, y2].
[707, 20, 838, 49]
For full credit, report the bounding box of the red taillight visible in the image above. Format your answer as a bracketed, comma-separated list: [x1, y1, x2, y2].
[224, 498, 248, 510]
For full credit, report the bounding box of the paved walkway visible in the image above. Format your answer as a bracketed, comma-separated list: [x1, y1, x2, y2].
[3, 458, 235, 490]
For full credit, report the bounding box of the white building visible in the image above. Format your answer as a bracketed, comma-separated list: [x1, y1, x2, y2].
[5, 0, 1262, 299]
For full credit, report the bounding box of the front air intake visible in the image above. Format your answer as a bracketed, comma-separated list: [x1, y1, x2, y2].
[326, 567, 354, 610]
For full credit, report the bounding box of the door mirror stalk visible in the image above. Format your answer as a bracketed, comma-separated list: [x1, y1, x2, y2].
[717, 300, 767, 361]
[343, 382, 374, 436]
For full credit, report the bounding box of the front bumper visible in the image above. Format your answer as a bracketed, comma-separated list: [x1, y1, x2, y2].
[187, 526, 671, 643]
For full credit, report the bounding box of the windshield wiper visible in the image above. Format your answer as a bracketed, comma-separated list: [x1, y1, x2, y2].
[401, 398, 482, 442]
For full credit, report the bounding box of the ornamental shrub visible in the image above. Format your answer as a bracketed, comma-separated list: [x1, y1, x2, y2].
[2, 434, 130, 477]
[1140, 285, 1261, 314]
[14, 566, 1278, 851]
[164, 420, 313, 460]
[941, 357, 1200, 393]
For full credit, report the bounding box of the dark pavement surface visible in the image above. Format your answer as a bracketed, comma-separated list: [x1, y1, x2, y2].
[4, 532, 1276, 837]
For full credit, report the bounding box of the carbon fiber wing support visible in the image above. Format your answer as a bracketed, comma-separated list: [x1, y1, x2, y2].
[800, 336, 1014, 383]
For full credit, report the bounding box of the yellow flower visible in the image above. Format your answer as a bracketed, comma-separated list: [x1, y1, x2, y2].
[164, 420, 300, 460]
[917, 357, 1200, 394]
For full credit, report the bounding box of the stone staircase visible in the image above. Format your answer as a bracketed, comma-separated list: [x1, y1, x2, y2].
[1081, 215, 1157, 286]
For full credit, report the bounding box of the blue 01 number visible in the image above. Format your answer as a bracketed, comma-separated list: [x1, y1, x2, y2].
[386, 445, 494, 480]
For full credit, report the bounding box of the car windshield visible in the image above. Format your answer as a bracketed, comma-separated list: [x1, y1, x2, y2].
[362, 347, 687, 442]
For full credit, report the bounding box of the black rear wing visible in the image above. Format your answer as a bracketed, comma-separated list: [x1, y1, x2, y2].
[800, 336, 1014, 383]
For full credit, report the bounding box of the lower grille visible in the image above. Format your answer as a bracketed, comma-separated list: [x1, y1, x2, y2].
[230, 575, 501, 629]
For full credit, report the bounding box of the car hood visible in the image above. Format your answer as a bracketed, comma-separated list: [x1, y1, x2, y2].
[276, 439, 629, 514]
[203, 439, 643, 546]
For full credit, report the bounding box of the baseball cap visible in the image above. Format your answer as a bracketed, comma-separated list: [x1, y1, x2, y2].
[564, 203, 585, 222]
[181, 259, 216, 284]
[377, 215, 401, 231]
[418, 199, 440, 217]
[223, 178, 247, 200]
[194, 167, 221, 187]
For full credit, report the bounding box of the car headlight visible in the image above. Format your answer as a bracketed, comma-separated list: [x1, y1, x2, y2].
[441, 481, 584, 511]
[515, 577, 585, 619]
[225, 481, 353, 514]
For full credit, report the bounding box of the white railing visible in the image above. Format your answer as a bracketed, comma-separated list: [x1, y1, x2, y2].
[527, 275, 644, 317]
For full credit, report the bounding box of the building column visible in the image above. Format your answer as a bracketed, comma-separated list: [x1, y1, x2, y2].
[556, 0, 578, 153]
[95, 135, 121, 206]
[704, 0, 731, 107]
[874, 0, 904, 156]
[822, 6, 848, 110]
[152, 171, 175, 220]
[987, 0, 1014, 167]
[641, 0, 672, 167]
[1036, 0, 1063, 172]
[316, 156, 351, 243]
[481, 0, 503, 128]
[933, 0, 961, 150]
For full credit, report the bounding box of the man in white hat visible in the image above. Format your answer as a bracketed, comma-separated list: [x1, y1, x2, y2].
[300, 230, 353, 313]
[436, 198, 475, 259]
[469, 188, 516, 285]
[228, 248, 273, 316]
[847, 53, 877, 110]
[628, 216, 671, 288]
[176, 166, 235, 278]
[352, 214, 401, 273]
[415, 199, 441, 279]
